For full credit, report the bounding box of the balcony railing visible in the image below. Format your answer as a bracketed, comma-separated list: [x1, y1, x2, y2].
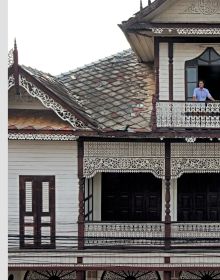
[84, 222, 165, 247]
[171, 222, 220, 247]
[156, 101, 220, 128]
[84, 221, 220, 248]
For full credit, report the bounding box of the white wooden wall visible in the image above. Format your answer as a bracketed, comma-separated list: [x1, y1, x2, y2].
[8, 87, 46, 110]
[8, 140, 78, 249]
[159, 43, 220, 101]
[151, 0, 220, 23]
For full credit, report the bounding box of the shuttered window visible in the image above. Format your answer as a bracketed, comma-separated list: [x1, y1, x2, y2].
[19, 175, 55, 249]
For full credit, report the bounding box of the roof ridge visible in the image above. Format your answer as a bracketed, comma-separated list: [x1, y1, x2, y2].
[56, 48, 134, 77]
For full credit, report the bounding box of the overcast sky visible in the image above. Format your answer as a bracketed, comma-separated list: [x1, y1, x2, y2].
[8, 0, 152, 75]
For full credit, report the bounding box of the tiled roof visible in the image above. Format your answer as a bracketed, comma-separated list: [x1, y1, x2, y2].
[8, 109, 74, 131]
[20, 65, 98, 129]
[57, 49, 155, 132]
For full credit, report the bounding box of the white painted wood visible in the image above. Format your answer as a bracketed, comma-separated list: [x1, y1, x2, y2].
[160, 44, 220, 101]
[151, 0, 220, 23]
[8, 140, 78, 250]
[159, 43, 169, 100]
[173, 44, 220, 100]
[93, 173, 101, 221]
[8, 87, 46, 109]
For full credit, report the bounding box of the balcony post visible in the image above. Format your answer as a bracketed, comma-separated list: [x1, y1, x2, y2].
[168, 42, 173, 102]
[152, 37, 160, 131]
[76, 271, 85, 280]
[165, 140, 171, 249]
[77, 139, 85, 250]
[164, 271, 171, 280]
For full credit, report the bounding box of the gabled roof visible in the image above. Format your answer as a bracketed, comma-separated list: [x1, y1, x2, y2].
[119, 0, 220, 63]
[9, 63, 99, 131]
[57, 49, 155, 133]
[121, 0, 168, 28]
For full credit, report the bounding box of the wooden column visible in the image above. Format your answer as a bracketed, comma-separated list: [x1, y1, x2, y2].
[152, 37, 160, 131]
[165, 140, 171, 249]
[77, 139, 85, 250]
[164, 271, 171, 280]
[76, 271, 85, 280]
[168, 42, 173, 101]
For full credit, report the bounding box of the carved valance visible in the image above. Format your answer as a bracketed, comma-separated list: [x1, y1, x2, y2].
[83, 142, 165, 179]
[171, 143, 220, 178]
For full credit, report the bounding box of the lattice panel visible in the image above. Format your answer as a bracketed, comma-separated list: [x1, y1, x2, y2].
[101, 271, 160, 280]
[171, 143, 220, 178]
[84, 142, 165, 179]
[180, 271, 220, 280]
[24, 270, 76, 280]
[156, 102, 220, 128]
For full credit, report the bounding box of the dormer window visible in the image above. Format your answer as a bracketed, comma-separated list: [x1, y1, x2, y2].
[185, 47, 220, 100]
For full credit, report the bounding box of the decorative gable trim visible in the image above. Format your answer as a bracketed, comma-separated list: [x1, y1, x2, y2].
[184, 0, 220, 15]
[8, 71, 96, 130]
[19, 74, 88, 129]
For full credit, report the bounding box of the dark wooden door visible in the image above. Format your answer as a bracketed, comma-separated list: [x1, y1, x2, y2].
[102, 173, 161, 221]
[178, 174, 220, 221]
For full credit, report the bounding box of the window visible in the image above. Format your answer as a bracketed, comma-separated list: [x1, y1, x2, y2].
[185, 47, 220, 100]
[19, 175, 55, 249]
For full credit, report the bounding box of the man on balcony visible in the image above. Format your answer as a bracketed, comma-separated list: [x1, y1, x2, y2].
[193, 80, 215, 101]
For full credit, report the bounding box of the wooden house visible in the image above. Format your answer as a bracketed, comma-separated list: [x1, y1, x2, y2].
[8, 0, 220, 279]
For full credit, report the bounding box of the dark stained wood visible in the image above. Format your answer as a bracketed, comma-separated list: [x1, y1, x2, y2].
[77, 139, 85, 249]
[178, 174, 220, 221]
[151, 37, 160, 131]
[10, 265, 220, 272]
[8, 127, 220, 139]
[165, 140, 171, 249]
[19, 175, 55, 249]
[76, 271, 85, 280]
[164, 271, 171, 280]
[168, 42, 173, 101]
[13, 40, 20, 95]
[102, 173, 162, 221]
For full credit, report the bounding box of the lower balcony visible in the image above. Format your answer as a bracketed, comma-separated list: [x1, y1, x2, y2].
[156, 101, 220, 128]
[84, 222, 165, 248]
[84, 221, 220, 249]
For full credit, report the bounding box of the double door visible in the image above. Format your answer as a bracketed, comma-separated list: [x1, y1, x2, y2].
[178, 174, 220, 221]
[102, 173, 161, 221]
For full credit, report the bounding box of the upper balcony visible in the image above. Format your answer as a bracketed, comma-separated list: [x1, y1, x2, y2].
[156, 101, 220, 129]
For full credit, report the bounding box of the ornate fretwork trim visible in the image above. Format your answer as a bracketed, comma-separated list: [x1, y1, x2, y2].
[171, 143, 220, 178]
[83, 142, 165, 179]
[180, 271, 220, 280]
[8, 133, 78, 141]
[8, 49, 14, 67]
[19, 75, 89, 129]
[183, 0, 220, 15]
[185, 137, 197, 143]
[152, 28, 220, 35]
[8, 74, 15, 90]
[177, 28, 220, 35]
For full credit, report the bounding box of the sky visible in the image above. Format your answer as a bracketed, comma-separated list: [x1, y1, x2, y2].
[8, 0, 152, 75]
